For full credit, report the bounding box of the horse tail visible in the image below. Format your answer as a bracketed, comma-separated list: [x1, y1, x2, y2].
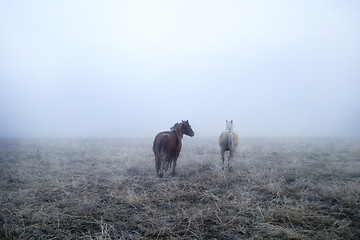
[228, 132, 234, 151]
[152, 138, 157, 155]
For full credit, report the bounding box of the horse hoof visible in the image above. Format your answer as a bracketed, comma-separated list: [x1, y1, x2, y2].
[158, 173, 163, 178]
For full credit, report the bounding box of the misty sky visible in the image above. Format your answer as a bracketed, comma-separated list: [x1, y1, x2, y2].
[1, 1, 359, 138]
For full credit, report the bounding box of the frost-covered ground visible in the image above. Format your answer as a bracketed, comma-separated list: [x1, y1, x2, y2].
[1, 138, 359, 239]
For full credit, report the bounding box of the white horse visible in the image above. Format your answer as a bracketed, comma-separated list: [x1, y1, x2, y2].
[219, 120, 239, 168]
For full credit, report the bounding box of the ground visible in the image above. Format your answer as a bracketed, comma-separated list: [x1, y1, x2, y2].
[0, 137, 359, 239]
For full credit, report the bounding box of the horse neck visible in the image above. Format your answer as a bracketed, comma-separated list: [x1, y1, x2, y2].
[174, 124, 184, 139]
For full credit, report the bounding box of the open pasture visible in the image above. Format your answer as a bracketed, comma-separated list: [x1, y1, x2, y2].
[0, 138, 359, 239]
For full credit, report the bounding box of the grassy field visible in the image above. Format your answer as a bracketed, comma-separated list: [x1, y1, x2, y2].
[0, 137, 359, 239]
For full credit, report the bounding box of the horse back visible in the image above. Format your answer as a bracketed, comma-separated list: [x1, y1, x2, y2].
[154, 131, 182, 156]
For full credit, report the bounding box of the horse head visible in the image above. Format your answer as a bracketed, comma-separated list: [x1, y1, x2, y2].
[226, 120, 234, 131]
[179, 120, 195, 137]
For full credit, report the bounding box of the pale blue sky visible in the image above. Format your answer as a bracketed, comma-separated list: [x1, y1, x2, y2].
[1, 0, 359, 138]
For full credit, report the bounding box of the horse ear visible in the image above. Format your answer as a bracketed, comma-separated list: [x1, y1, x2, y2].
[231, 120, 233, 123]
[186, 120, 189, 124]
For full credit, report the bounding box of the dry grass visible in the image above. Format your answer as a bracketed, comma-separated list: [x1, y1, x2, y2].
[0, 137, 359, 239]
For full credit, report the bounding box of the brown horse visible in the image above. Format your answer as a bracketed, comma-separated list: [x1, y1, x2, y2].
[153, 120, 195, 177]
[219, 120, 239, 168]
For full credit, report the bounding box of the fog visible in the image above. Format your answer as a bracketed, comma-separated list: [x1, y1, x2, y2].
[1, 1, 359, 138]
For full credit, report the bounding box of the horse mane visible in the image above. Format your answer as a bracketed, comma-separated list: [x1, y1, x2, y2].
[170, 122, 179, 130]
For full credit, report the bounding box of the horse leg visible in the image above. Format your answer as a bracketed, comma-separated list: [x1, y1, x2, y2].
[159, 155, 171, 178]
[228, 150, 234, 170]
[171, 156, 178, 177]
[155, 152, 161, 176]
[165, 161, 169, 171]
[165, 160, 172, 171]
[221, 150, 225, 169]
[159, 156, 166, 178]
